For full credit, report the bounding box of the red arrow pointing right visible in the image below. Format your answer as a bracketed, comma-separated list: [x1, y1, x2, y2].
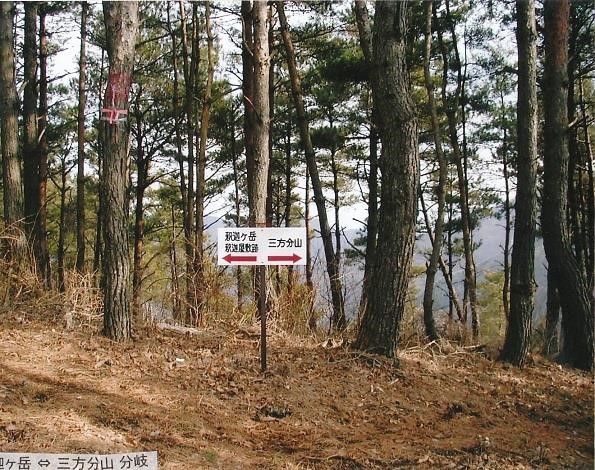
[223, 254, 257, 264]
[267, 253, 302, 264]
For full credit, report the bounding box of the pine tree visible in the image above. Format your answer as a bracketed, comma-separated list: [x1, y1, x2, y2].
[354, 1, 419, 356]
[0, 2, 25, 260]
[542, 0, 593, 370]
[101, 1, 140, 341]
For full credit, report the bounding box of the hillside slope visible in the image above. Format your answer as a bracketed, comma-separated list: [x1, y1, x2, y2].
[0, 310, 592, 469]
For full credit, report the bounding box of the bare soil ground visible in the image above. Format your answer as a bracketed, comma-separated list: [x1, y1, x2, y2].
[0, 309, 592, 469]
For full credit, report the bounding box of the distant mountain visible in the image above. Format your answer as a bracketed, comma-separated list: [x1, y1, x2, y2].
[410, 216, 548, 319]
[205, 215, 548, 323]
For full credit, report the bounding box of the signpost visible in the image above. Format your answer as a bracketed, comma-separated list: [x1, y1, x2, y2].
[217, 227, 307, 371]
[217, 227, 307, 266]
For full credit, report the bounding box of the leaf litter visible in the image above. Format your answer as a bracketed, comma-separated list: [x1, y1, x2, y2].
[0, 311, 592, 469]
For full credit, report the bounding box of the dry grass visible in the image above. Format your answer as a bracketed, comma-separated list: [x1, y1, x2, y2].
[0, 248, 592, 468]
[0, 298, 593, 469]
[62, 271, 103, 329]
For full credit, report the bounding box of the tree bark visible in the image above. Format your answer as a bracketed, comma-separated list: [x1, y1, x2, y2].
[93, 49, 106, 277]
[57, 157, 69, 292]
[101, 1, 139, 341]
[543, 267, 560, 356]
[359, 126, 378, 315]
[166, 1, 185, 320]
[250, 1, 270, 227]
[421, 0, 446, 341]
[37, 7, 51, 288]
[277, 1, 346, 330]
[499, 89, 511, 322]
[252, 1, 270, 369]
[76, 1, 88, 272]
[542, 0, 593, 371]
[23, 2, 40, 258]
[354, 0, 377, 316]
[194, 0, 215, 320]
[566, 5, 586, 284]
[436, 3, 479, 337]
[266, 20, 275, 228]
[577, 75, 594, 291]
[330, 138, 341, 280]
[169, 205, 181, 319]
[305, 167, 315, 330]
[284, 118, 294, 290]
[242, 1, 255, 213]
[353, 1, 419, 357]
[132, 100, 147, 318]
[500, 0, 538, 367]
[419, 190, 464, 324]
[0, 2, 25, 260]
[179, 0, 197, 324]
[231, 113, 243, 310]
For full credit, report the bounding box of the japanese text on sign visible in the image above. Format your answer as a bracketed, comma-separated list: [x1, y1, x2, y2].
[0, 452, 157, 470]
[217, 227, 307, 266]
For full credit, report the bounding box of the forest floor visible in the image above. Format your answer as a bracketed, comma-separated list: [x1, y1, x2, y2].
[0, 308, 593, 469]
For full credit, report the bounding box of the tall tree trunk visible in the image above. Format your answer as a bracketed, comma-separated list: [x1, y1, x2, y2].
[101, 1, 139, 341]
[419, 190, 464, 323]
[566, 5, 586, 283]
[354, 1, 419, 356]
[354, 0, 377, 316]
[194, 0, 215, 321]
[57, 157, 68, 292]
[543, 267, 560, 355]
[500, 0, 538, 367]
[93, 48, 106, 276]
[242, 0, 255, 213]
[578, 75, 594, 290]
[0, 2, 25, 260]
[266, 20, 275, 228]
[250, 1, 270, 225]
[252, 1, 270, 368]
[421, 0, 446, 341]
[169, 205, 181, 319]
[501, 154, 511, 321]
[436, 4, 479, 337]
[330, 145, 341, 276]
[284, 119, 294, 290]
[242, 1, 259, 311]
[132, 103, 147, 318]
[542, 0, 593, 371]
[447, 181, 455, 322]
[231, 115, 243, 310]
[76, 1, 88, 272]
[23, 1, 40, 263]
[499, 86, 511, 321]
[166, 1, 185, 320]
[305, 167, 315, 330]
[277, 1, 346, 330]
[359, 126, 378, 315]
[179, 0, 197, 324]
[167, 1, 187, 218]
[37, 7, 51, 288]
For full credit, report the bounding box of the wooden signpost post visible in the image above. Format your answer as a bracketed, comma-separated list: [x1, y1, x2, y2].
[218, 227, 307, 371]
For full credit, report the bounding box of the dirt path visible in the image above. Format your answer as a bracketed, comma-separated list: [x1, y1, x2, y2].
[0, 312, 592, 469]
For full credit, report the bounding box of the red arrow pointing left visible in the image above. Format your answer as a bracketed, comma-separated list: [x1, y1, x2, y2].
[223, 254, 257, 264]
[267, 253, 302, 263]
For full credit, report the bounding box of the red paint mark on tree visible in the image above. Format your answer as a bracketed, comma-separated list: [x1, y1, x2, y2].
[101, 108, 128, 124]
[101, 71, 131, 124]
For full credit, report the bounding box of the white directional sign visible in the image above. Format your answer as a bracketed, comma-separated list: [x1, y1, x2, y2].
[217, 227, 307, 266]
